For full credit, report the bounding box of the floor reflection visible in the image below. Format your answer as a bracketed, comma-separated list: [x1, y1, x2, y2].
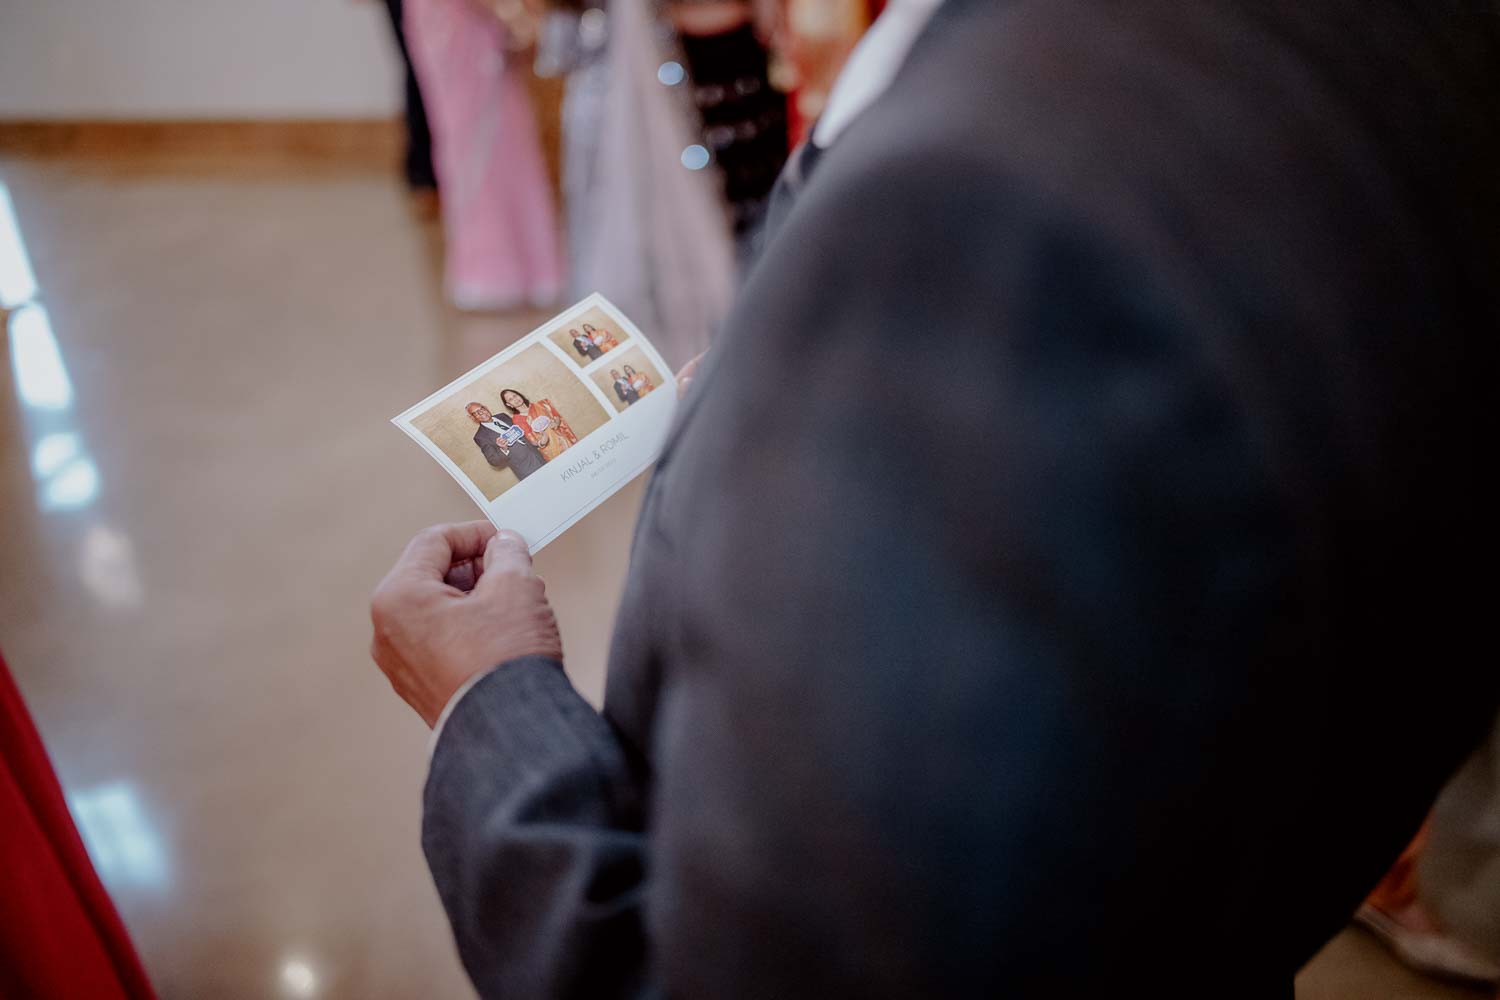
[4, 180, 103, 519]
[0, 181, 39, 307]
[79, 523, 145, 611]
[279, 956, 321, 998]
[67, 781, 171, 892]
[8, 302, 73, 411]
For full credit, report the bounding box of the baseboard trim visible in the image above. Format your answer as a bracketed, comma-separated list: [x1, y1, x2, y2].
[0, 119, 403, 162]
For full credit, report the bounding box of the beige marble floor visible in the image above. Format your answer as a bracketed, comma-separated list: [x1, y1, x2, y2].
[0, 150, 1487, 1000]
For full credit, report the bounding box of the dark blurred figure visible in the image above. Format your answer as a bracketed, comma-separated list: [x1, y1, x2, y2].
[377, 0, 439, 201]
[378, 1, 1500, 997]
[381, 0, 438, 200]
[672, 2, 790, 236]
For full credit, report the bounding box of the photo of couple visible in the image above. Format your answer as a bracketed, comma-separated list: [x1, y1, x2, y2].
[466, 390, 579, 483]
[546, 304, 634, 369]
[569, 324, 619, 362]
[610, 366, 655, 406]
[406, 344, 612, 501]
[592, 348, 666, 413]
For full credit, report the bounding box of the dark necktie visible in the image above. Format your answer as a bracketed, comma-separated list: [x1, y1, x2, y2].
[759, 138, 826, 251]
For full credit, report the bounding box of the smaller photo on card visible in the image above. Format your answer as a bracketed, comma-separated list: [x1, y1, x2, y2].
[393, 294, 677, 551]
[544, 305, 634, 369]
[592, 348, 667, 413]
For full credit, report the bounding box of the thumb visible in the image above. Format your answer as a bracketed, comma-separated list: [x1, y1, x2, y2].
[479, 529, 535, 584]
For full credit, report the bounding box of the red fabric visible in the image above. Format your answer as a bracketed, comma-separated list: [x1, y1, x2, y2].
[778, 0, 886, 146]
[0, 652, 157, 1000]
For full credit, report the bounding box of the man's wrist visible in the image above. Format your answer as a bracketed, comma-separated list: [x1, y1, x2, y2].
[426, 655, 566, 757]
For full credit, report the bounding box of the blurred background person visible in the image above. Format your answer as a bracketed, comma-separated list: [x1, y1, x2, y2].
[1359, 823, 1499, 988]
[369, 0, 440, 213]
[535, 0, 613, 292]
[670, 1, 789, 239]
[1359, 714, 1500, 995]
[770, 0, 880, 145]
[538, 0, 739, 367]
[533, 0, 873, 365]
[405, 0, 564, 310]
[1424, 718, 1500, 994]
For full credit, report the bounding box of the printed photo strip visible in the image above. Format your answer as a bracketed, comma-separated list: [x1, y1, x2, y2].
[392, 294, 677, 550]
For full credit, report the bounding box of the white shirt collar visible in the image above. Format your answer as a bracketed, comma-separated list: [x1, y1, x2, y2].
[812, 0, 946, 149]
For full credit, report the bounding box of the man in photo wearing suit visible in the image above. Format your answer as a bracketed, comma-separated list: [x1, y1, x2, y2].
[466, 402, 545, 482]
[373, 1, 1500, 996]
[571, 328, 602, 362]
[609, 368, 638, 407]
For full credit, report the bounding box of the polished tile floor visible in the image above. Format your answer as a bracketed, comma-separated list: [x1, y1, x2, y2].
[0, 150, 1486, 1000]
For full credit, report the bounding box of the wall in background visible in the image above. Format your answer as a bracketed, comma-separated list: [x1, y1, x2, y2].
[0, 0, 401, 119]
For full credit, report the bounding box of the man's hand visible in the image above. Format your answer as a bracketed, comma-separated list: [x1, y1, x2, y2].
[370, 521, 562, 727]
[677, 351, 707, 399]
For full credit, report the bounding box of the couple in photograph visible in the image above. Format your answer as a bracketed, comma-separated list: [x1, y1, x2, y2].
[466, 389, 579, 483]
[611, 365, 655, 407]
[570, 323, 620, 361]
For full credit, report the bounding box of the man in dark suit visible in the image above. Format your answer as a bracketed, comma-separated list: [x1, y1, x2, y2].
[466, 402, 545, 482]
[572, 328, 603, 362]
[372, 1, 1500, 996]
[609, 368, 639, 407]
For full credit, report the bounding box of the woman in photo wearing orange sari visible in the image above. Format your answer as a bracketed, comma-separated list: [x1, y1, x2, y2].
[583, 322, 620, 353]
[500, 389, 579, 462]
[624, 364, 655, 398]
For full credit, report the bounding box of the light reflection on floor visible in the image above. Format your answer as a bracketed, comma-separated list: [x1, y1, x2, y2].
[68, 781, 171, 892]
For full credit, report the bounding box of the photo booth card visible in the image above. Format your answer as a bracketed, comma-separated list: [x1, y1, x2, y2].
[392, 294, 676, 551]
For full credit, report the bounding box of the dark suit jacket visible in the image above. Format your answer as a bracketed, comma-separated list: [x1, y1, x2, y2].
[575, 337, 603, 360]
[614, 379, 640, 406]
[473, 417, 546, 481]
[423, 2, 1500, 996]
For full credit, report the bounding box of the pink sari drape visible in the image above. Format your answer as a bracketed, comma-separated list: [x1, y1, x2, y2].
[405, 0, 564, 309]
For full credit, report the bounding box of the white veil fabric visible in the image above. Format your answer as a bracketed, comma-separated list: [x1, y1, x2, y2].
[567, 0, 739, 370]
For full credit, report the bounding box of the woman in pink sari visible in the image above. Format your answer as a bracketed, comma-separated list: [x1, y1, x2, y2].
[404, 0, 564, 310]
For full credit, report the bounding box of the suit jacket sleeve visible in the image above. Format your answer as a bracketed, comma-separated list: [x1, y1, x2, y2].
[476, 431, 510, 469]
[422, 657, 652, 999]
